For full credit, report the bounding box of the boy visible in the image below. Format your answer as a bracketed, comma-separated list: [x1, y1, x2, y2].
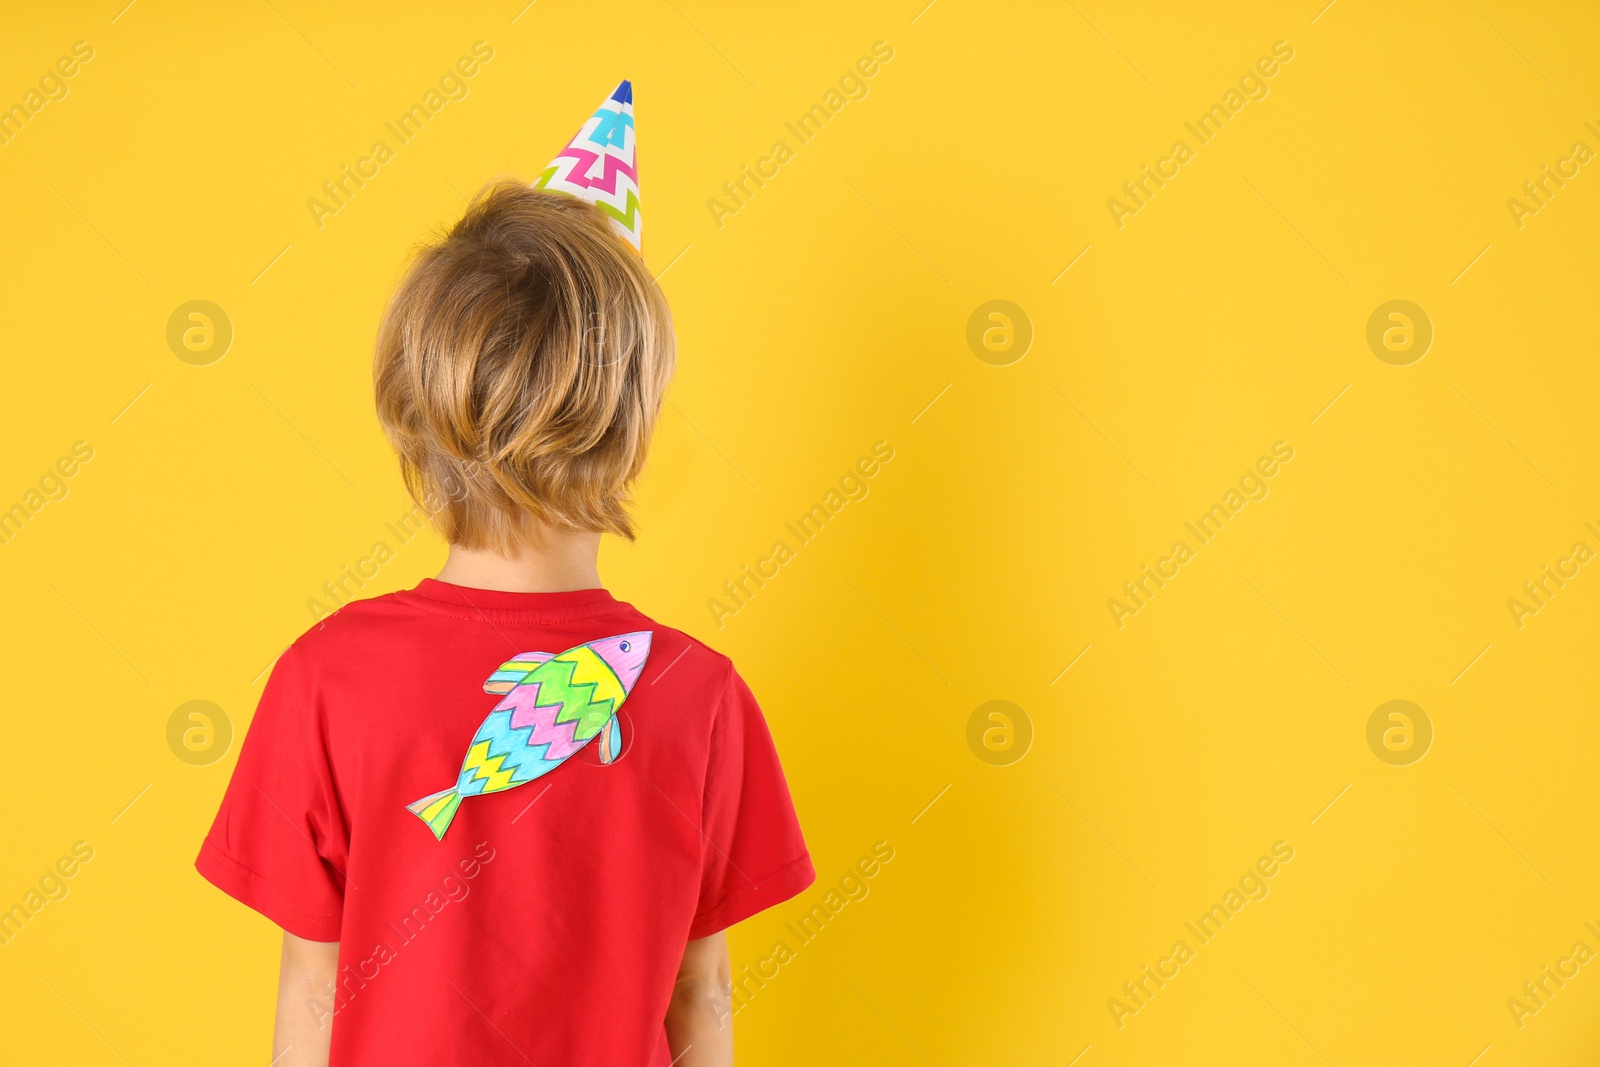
[196, 82, 814, 1066]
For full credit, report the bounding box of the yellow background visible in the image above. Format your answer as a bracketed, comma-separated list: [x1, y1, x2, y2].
[3, 0, 1598, 1063]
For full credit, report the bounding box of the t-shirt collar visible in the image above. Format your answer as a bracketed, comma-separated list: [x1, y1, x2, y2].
[399, 578, 629, 623]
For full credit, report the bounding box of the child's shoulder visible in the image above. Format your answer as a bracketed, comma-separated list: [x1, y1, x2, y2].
[279, 587, 424, 661]
[632, 621, 739, 691]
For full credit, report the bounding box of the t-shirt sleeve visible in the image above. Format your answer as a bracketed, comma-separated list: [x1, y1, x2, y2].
[688, 663, 814, 939]
[194, 643, 349, 941]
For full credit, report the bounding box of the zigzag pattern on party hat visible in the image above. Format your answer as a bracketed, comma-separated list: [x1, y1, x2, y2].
[534, 79, 642, 253]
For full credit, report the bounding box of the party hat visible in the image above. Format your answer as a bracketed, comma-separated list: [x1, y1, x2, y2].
[533, 80, 641, 253]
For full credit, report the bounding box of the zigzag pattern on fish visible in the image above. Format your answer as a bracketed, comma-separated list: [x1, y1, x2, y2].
[408, 630, 650, 840]
[458, 717, 571, 793]
[502, 687, 586, 760]
[498, 658, 585, 716]
[494, 655, 607, 728]
[456, 656, 620, 793]
[461, 737, 518, 793]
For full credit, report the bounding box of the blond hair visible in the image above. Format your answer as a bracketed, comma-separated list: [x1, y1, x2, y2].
[374, 180, 674, 548]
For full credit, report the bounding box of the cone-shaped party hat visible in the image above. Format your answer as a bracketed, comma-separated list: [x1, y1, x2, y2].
[533, 80, 641, 253]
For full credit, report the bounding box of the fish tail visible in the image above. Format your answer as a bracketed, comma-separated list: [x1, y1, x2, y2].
[406, 788, 463, 840]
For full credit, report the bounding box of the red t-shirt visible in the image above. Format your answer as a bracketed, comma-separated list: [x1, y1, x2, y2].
[197, 579, 813, 1065]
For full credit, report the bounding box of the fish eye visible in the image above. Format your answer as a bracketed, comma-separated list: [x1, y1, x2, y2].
[619, 641, 630, 652]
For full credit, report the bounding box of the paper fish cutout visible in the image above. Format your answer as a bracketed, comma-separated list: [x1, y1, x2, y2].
[533, 79, 642, 253]
[407, 631, 652, 840]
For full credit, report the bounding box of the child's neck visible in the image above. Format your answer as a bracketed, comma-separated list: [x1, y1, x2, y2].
[436, 524, 603, 593]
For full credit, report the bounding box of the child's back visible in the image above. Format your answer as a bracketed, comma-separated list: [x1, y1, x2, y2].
[200, 580, 810, 1064]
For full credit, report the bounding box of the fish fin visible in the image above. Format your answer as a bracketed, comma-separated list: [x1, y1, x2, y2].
[484, 651, 555, 693]
[597, 715, 624, 765]
[406, 788, 462, 840]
